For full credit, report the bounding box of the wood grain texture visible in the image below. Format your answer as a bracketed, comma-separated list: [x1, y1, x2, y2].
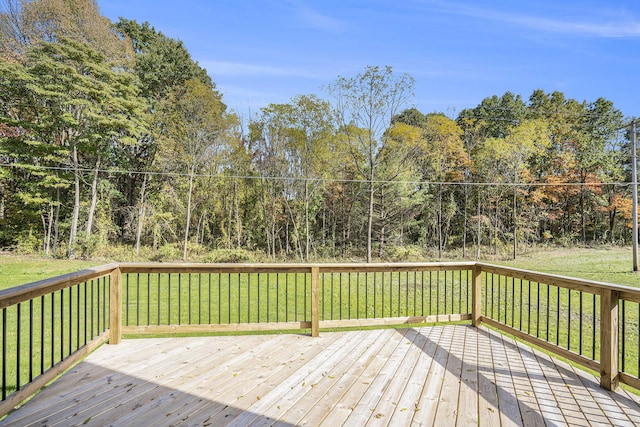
[4, 325, 639, 426]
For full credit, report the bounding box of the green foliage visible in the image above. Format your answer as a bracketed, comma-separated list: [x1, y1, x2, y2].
[14, 230, 41, 255]
[152, 243, 183, 262]
[386, 245, 426, 262]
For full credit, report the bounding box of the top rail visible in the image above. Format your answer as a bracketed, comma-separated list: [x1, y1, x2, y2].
[478, 262, 640, 301]
[0, 263, 119, 310]
[118, 261, 477, 274]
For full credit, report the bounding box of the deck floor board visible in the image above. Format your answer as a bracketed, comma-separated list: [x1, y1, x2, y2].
[3, 325, 639, 426]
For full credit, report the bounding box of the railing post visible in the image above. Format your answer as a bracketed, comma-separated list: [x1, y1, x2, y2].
[109, 267, 122, 345]
[311, 266, 320, 337]
[472, 264, 482, 327]
[600, 289, 619, 390]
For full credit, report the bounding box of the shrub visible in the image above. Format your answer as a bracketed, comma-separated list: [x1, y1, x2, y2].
[152, 243, 183, 262]
[204, 248, 257, 263]
[14, 230, 41, 255]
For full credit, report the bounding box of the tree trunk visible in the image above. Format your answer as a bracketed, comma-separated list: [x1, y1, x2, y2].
[86, 155, 100, 238]
[580, 182, 586, 244]
[182, 168, 195, 262]
[135, 174, 148, 257]
[366, 169, 375, 263]
[44, 204, 53, 255]
[284, 196, 304, 261]
[476, 194, 481, 260]
[437, 184, 443, 259]
[512, 185, 517, 260]
[235, 180, 242, 247]
[68, 143, 80, 259]
[53, 188, 60, 254]
[378, 185, 385, 258]
[304, 180, 310, 262]
[463, 183, 468, 258]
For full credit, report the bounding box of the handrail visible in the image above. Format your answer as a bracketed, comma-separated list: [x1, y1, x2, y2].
[0, 264, 119, 310]
[478, 262, 640, 299]
[0, 260, 638, 418]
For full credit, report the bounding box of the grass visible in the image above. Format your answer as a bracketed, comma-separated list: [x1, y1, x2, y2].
[496, 246, 639, 287]
[0, 254, 100, 290]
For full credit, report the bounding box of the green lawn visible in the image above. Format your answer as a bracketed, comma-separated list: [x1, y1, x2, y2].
[0, 254, 100, 290]
[496, 246, 639, 287]
[2, 246, 638, 290]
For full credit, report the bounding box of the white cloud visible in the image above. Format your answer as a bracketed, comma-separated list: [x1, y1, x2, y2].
[200, 60, 329, 80]
[494, 12, 640, 38]
[288, 1, 346, 32]
[423, 0, 640, 38]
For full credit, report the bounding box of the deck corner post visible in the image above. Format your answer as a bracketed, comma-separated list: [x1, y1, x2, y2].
[600, 288, 619, 390]
[109, 266, 123, 345]
[471, 264, 482, 327]
[311, 266, 320, 337]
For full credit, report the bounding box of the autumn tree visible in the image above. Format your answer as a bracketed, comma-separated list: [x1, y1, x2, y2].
[0, 0, 130, 62]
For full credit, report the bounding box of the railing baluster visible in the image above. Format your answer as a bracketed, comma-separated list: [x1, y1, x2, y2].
[592, 293, 597, 360]
[60, 289, 64, 360]
[373, 273, 377, 318]
[340, 273, 343, 320]
[294, 273, 298, 322]
[125, 274, 129, 326]
[178, 273, 182, 325]
[556, 287, 560, 346]
[374, 272, 384, 317]
[536, 282, 540, 338]
[137, 273, 141, 326]
[284, 273, 288, 323]
[248, 274, 252, 323]
[188, 274, 192, 325]
[621, 300, 626, 373]
[517, 278, 521, 329]
[579, 291, 583, 356]
[2, 307, 6, 400]
[16, 303, 20, 391]
[168, 274, 171, 325]
[29, 299, 33, 383]
[356, 272, 360, 319]
[495, 274, 499, 321]
[147, 273, 151, 326]
[41, 295, 45, 375]
[157, 274, 161, 326]
[68, 287, 73, 355]
[568, 289, 572, 350]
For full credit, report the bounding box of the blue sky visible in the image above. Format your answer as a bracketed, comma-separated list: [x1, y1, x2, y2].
[100, 0, 640, 119]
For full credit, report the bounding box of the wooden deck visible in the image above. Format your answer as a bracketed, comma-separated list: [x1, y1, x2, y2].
[3, 325, 640, 426]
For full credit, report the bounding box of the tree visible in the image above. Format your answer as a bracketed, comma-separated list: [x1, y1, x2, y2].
[419, 114, 467, 257]
[155, 78, 227, 261]
[0, 0, 130, 63]
[327, 66, 414, 262]
[0, 38, 144, 257]
[114, 18, 217, 252]
[250, 95, 335, 260]
[375, 122, 423, 256]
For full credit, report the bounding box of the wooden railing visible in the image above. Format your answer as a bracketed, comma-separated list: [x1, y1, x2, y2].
[0, 264, 117, 416]
[0, 261, 639, 416]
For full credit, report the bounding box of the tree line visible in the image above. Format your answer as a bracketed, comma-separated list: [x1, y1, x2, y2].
[0, 0, 636, 262]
